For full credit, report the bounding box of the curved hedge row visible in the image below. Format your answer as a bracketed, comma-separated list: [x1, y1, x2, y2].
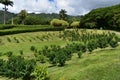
[0, 25, 64, 36]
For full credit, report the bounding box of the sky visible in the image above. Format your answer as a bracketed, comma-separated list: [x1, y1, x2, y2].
[0, 0, 120, 15]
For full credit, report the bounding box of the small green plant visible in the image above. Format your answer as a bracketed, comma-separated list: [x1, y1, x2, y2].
[109, 38, 118, 48]
[7, 37, 11, 42]
[19, 50, 23, 55]
[6, 51, 13, 57]
[30, 46, 36, 52]
[36, 55, 47, 63]
[77, 51, 82, 58]
[31, 65, 48, 80]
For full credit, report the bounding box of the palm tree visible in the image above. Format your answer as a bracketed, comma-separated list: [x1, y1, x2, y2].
[0, 0, 13, 24]
[59, 9, 67, 21]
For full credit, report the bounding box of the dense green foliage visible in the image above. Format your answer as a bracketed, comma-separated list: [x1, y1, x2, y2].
[0, 10, 16, 24]
[25, 15, 50, 25]
[50, 19, 69, 27]
[31, 65, 48, 80]
[80, 4, 120, 30]
[0, 25, 64, 36]
[59, 9, 67, 21]
[0, 10, 81, 25]
[18, 10, 28, 24]
[0, 56, 36, 79]
[29, 30, 119, 66]
[0, 0, 13, 24]
[70, 21, 80, 28]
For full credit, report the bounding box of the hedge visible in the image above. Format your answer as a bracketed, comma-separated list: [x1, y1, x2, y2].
[0, 25, 64, 36]
[0, 25, 15, 30]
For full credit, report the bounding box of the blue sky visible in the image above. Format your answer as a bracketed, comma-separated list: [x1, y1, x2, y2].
[0, 0, 120, 15]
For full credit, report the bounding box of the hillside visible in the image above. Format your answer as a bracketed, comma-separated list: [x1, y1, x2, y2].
[0, 29, 120, 80]
[80, 4, 120, 30]
[0, 11, 81, 24]
[48, 46, 120, 80]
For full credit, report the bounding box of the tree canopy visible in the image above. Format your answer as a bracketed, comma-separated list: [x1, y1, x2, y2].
[80, 4, 120, 30]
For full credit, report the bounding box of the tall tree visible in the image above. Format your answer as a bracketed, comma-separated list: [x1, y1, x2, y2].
[18, 10, 27, 24]
[0, 0, 13, 24]
[59, 9, 67, 21]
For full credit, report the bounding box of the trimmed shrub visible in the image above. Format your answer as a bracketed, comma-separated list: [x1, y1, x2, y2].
[0, 27, 64, 36]
[50, 19, 69, 27]
[0, 25, 15, 30]
[70, 21, 80, 28]
[61, 20, 69, 27]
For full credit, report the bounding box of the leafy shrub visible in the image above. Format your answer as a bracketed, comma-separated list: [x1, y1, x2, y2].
[0, 56, 36, 79]
[36, 55, 47, 63]
[30, 46, 36, 52]
[77, 51, 82, 58]
[98, 37, 108, 48]
[50, 19, 62, 27]
[50, 19, 69, 27]
[19, 50, 23, 55]
[31, 65, 48, 80]
[87, 40, 97, 53]
[70, 21, 80, 28]
[5, 51, 13, 57]
[55, 49, 67, 66]
[109, 38, 118, 48]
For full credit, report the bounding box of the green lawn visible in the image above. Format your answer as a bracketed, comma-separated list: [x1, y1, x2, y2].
[0, 31, 68, 58]
[48, 45, 120, 80]
[0, 29, 120, 80]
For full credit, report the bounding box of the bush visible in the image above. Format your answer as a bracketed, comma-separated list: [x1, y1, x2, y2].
[25, 16, 50, 25]
[70, 21, 80, 28]
[0, 25, 15, 30]
[30, 46, 36, 52]
[50, 19, 69, 27]
[98, 37, 108, 48]
[55, 49, 67, 66]
[5, 51, 13, 57]
[77, 51, 82, 58]
[19, 50, 23, 55]
[0, 56, 36, 79]
[31, 65, 48, 80]
[36, 55, 47, 63]
[109, 38, 118, 48]
[87, 40, 97, 53]
[0, 26, 64, 36]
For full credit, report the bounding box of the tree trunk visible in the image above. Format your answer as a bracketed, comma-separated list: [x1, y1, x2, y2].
[3, 5, 6, 25]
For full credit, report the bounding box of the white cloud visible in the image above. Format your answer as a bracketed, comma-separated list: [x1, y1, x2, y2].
[0, 0, 120, 15]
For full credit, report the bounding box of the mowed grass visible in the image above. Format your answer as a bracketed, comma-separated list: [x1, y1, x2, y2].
[48, 45, 120, 80]
[0, 31, 67, 57]
[0, 29, 120, 80]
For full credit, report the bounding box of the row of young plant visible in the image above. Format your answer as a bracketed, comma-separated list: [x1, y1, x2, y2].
[5, 33, 56, 44]
[60, 29, 120, 43]
[30, 31, 119, 66]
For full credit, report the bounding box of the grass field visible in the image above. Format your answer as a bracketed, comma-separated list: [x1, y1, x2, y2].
[0, 31, 67, 58]
[0, 29, 120, 80]
[48, 45, 120, 80]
